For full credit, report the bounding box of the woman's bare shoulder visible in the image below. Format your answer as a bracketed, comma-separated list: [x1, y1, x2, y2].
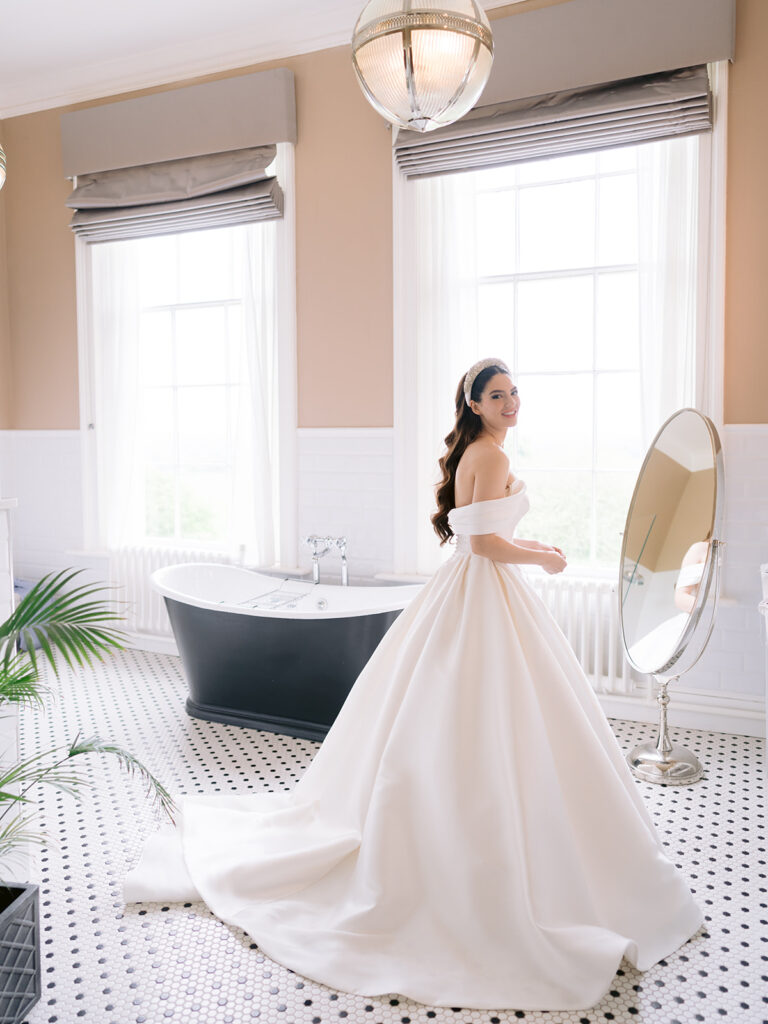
[461, 439, 509, 469]
[457, 441, 510, 503]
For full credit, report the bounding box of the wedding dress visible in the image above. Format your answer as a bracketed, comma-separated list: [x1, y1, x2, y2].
[124, 482, 703, 1010]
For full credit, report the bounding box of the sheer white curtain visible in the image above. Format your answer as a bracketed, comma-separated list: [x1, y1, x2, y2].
[89, 240, 144, 550]
[85, 222, 280, 564]
[239, 221, 279, 566]
[394, 170, 482, 576]
[636, 135, 700, 444]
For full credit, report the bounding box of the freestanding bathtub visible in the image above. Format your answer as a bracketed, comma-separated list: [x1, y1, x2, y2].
[152, 563, 423, 740]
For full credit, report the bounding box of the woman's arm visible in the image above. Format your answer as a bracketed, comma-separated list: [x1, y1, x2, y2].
[470, 534, 567, 573]
[467, 450, 567, 573]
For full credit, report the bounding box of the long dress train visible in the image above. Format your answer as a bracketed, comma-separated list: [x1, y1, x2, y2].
[124, 483, 703, 1010]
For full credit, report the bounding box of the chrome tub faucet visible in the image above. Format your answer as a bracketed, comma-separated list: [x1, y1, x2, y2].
[303, 535, 349, 585]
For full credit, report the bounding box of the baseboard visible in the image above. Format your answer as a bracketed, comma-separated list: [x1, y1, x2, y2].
[126, 632, 179, 657]
[597, 689, 765, 738]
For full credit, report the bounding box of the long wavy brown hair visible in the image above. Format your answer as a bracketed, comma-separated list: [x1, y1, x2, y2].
[431, 363, 509, 545]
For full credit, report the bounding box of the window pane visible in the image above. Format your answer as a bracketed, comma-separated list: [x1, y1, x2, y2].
[475, 165, 516, 190]
[175, 307, 230, 386]
[518, 152, 596, 185]
[145, 467, 176, 539]
[598, 174, 638, 265]
[517, 469, 592, 564]
[477, 190, 515, 276]
[517, 276, 593, 372]
[140, 310, 173, 387]
[227, 305, 245, 384]
[598, 147, 637, 174]
[594, 372, 644, 469]
[177, 387, 229, 467]
[595, 272, 639, 371]
[177, 227, 237, 304]
[179, 470, 228, 541]
[137, 235, 178, 307]
[515, 373, 593, 468]
[595, 471, 636, 566]
[478, 282, 515, 356]
[518, 180, 595, 273]
[141, 387, 175, 464]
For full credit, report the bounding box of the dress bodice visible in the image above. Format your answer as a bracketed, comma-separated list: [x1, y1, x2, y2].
[448, 480, 530, 554]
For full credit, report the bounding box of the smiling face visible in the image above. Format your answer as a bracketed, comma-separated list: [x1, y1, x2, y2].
[470, 373, 520, 433]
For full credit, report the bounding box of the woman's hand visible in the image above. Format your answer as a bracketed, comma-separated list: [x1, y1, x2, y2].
[539, 548, 567, 575]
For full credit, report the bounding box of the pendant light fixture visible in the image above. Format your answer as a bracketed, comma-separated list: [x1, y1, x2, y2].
[0, 145, 6, 191]
[351, 0, 494, 134]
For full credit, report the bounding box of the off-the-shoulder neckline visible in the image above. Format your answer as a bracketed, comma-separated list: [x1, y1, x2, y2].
[451, 479, 525, 512]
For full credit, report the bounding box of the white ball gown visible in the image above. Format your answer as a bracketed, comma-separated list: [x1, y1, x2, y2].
[124, 482, 703, 1010]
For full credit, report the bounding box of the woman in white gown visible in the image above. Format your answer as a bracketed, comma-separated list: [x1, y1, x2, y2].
[125, 357, 703, 1010]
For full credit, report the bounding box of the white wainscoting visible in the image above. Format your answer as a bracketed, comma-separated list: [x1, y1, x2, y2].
[0, 425, 765, 736]
[0, 430, 83, 581]
[669, 426, 768, 714]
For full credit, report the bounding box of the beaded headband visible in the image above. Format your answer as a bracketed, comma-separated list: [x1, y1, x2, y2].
[463, 357, 511, 407]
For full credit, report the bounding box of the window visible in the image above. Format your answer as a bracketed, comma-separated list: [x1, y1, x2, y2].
[394, 125, 720, 577]
[79, 137, 298, 571]
[473, 147, 649, 568]
[130, 227, 271, 546]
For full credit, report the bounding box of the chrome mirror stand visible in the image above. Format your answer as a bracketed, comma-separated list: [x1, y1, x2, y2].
[627, 675, 703, 785]
[627, 538, 724, 786]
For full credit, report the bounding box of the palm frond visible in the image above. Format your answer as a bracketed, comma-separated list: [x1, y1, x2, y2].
[67, 734, 176, 823]
[0, 747, 88, 821]
[0, 651, 47, 706]
[0, 569, 127, 678]
[0, 570, 174, 874]
[0, 814, 50, 868]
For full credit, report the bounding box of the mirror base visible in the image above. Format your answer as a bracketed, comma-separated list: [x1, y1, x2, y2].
[627, 741, 703, 785]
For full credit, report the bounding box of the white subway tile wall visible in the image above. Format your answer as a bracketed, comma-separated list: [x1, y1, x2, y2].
[297, 428, 394, 582]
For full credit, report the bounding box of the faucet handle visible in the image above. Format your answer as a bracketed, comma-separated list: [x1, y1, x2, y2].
[334, 536, 347, 553]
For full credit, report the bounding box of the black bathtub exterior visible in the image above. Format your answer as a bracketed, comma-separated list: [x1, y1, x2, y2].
[165, 597, 402, 741]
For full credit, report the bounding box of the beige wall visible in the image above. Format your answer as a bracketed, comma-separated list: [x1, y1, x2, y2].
[0, 45, 393, 429]
[723, 0, 768, 422]
[0, 0, 766, 429]
[0, 110, 78, 429]
[291, 46, 393, 427]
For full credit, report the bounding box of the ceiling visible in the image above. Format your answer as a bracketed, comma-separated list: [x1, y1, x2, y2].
[0, 0, 514, 120]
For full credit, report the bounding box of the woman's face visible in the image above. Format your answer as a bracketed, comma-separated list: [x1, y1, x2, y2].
[470, 373, 520, 430]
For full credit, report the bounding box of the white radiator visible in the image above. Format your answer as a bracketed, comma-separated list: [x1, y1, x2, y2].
[525, 571, 634, 695]
[109, 546, 231, 637]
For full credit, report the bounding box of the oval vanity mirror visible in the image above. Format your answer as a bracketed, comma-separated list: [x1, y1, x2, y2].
[619, 408, 724, 785]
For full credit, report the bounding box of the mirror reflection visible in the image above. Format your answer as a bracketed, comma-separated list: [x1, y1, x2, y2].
[620, 409, 717, 675]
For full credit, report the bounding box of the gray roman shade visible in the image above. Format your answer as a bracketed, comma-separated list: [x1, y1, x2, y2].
[394, 0, 734, 179]
[395, 66, 712, 179]
[61, 68, 295, 241]
[66, 145, 282, 241]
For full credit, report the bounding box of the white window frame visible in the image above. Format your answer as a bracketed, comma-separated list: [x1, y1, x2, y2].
[75, 143, 298, 569]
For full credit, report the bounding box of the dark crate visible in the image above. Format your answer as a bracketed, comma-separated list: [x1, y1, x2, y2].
[0, 884, 40, 1024]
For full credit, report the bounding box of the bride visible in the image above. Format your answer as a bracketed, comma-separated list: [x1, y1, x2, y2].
[125, 357, 703, 1010]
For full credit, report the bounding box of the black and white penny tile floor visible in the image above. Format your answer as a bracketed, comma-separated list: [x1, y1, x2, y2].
[19, 650, 767, 1024]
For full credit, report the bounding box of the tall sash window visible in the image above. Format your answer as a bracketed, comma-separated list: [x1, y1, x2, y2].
[393, 0, 733, 576]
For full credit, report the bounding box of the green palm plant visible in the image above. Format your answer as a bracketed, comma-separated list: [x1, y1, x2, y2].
[0, 569, 175, 870]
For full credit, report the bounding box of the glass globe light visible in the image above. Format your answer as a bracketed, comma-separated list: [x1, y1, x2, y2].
[0, 146, 6, 191]
[352, 0, 494, 133]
